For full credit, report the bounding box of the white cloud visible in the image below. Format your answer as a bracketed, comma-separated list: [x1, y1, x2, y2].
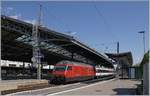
[10, 14, 21, 19]
[4, 7, 14, 14]
[66, 31, 77, 35]
[7, 7, 13, 11]
[10, 15, 18, 19]
[23, 19, 36, 24]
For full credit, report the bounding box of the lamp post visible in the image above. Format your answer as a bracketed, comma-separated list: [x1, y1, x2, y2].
[0, 59, 2, 80]
[0, 28, 2, 80]
[138, 31, 146, 94]
[138, 31, 146, 54]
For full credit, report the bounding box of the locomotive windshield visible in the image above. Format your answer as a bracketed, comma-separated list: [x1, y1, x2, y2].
[54, 66, 67, 71]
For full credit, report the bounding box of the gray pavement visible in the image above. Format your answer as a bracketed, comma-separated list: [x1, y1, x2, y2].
[5, 79, 140, 95]
[48, 79, 140, 95]
[0, 79, 48, 92]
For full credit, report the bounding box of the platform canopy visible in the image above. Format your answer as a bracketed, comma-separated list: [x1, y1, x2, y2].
[1, 15, 113, 68]
[105, 52, 133, 67]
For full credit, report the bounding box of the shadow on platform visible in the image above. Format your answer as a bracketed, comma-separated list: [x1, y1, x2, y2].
[113, 88, 137, 95]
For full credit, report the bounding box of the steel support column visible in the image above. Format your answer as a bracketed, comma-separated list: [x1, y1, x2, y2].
[71, 52, 74, 60]
[32, 18, 41, 79]
[31, 5, 42, 80]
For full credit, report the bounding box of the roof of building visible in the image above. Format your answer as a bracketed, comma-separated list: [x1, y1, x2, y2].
[105, 52, 133, 67]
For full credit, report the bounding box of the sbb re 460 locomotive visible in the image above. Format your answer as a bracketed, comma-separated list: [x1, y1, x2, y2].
[51, 60, 95, 83]
[51, 60, 115, 84]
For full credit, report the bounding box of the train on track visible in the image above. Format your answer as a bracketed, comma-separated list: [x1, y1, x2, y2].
[51, 60, 115, 84]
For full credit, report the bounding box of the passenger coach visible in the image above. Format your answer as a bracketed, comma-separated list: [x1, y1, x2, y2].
[51, 60, 115, 84]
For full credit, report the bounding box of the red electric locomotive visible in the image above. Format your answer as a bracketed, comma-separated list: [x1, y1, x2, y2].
[51, 60, 95, 83]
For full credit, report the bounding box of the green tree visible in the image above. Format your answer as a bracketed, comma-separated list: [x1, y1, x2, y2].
[140, 51, 149, 77]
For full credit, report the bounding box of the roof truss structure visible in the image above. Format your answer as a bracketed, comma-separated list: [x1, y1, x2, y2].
[1, 15, 113, 67]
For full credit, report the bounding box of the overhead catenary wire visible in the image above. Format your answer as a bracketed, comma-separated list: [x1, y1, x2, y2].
[92, 2, 119, 42]
[92, 2, 123, 85]
[92, 2, 121, 55]
[44, 3, 118, 53]
[44, 5, 72, 35]
[96, 43, 117, 53]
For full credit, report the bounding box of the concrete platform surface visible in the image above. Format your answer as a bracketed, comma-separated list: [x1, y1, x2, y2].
[0, 79, 49, 93]
[50, 79, 140, 95]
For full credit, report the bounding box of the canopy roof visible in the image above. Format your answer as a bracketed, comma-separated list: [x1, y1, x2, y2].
[1, 15, 113, 67]
[105, 52, 133, 67]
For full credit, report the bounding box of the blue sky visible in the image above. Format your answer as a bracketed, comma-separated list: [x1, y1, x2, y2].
[1, 1, 149, 64]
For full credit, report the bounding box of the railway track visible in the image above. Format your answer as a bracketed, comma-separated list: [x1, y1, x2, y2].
[6, 75, 115, 96]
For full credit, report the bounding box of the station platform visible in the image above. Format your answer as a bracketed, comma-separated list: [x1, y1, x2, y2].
[0, 79, 49, 95]
[0, 79, 141, 95]
[49, 79, 141, 95]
